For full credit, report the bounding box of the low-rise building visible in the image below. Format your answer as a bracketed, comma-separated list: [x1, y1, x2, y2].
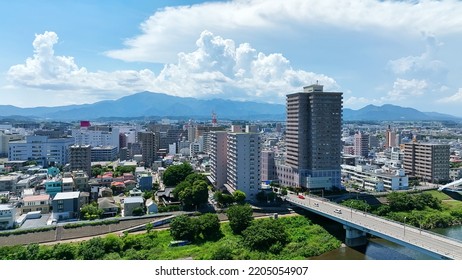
[62, 177, 75, 192]
[21, 194, 51, 214]
[342, 164, 409, 191]
[123, 196, 144, 217]
[0, 204, 16, 230]
[0, 175, 20, 193]
[52, 191, 81, 221]
[45, 178, 62, 198]
[98, 197, 119, 217]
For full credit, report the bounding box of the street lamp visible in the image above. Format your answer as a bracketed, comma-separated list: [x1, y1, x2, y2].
[404, 216, 407, 236]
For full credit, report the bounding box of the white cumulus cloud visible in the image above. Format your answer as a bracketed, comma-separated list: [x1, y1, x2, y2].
[383, 78, 428, 101]
[439, 88, 462, 103]
[7, 30, 337, 104]
[388, 34, 446, 75]
[7, 31, 156, 93]
[106, 0, 462, 63]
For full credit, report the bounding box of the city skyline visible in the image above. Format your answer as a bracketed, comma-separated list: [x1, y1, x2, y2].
[2, 0, 462, 116]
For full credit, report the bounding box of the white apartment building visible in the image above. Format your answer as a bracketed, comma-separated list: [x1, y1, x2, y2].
[72, 127, 120, 151]
[342, 164, 409, 191]
[225, 133, 261, 200]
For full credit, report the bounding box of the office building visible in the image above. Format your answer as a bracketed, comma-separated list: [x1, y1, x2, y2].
[8, 135, 75, 167]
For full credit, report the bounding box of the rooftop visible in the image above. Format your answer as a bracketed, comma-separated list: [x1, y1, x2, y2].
[23, 194, 50, 202]
[53, 191, 80, 200]
[124, 196, 143, 204]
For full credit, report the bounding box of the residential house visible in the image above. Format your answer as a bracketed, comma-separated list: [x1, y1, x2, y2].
[52, 191, 81, 221]
[22, 194, 50, 214]
[146, 199, 158, 214]
[123, 196, 144, 217]
[98, 197, 120, 217]
[62, 177, 75, 192]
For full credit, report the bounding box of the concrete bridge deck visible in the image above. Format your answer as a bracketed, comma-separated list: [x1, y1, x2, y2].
[285, 193, 462, 260]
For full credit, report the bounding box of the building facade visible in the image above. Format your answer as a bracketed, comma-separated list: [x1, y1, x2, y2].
[209, 131, 228, 190]
[403, 143, 450, 182]
[9, 135, 75, 167]
[282, 84, 343, 190]
[69, 145, 91, 177]
[225, 132, 261, 200]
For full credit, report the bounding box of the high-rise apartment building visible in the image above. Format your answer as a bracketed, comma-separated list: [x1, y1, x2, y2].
[225, 132, 261, 199]
[209, 131, 228, 190]
[261, 150, 277, 182]
[137, 132, 158, 167]
[69, 145, 91, 177]
[384, 126, 397, 148]
[283, 84, 343, 190]
[403, 143, 450, 182]
[354, 131, 369, 157]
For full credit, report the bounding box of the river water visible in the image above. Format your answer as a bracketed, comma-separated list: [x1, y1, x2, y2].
[305, 212, 462, 260]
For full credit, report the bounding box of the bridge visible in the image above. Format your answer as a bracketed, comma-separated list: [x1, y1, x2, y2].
[285, 193, 462, 260]
[438, 178, 462, 195]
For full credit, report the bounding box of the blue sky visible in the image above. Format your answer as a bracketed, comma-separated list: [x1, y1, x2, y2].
[2, 0, 462, 116]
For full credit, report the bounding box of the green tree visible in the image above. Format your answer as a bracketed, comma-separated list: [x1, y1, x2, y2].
[132, 207, 145, 216]
[185, 173, 207, 184]
[169, 215, 199, 241]
[198, 213, 221, 240]
[80, 202, 103, 220]
[174, 180, 209, 209]
[214, 191, 234, 207]
[52, 243, 76, 260]
[232, 190, 246, 204]
[103, 234, 123, 254]
[280, 188, 288, 196]
[162, 163, 194, 187]
[114, 165, 136, 177]
[256, 191, 267, 202]
[226, 204, 253, 234]
[78, 237, 106, 260]
[242, 218, 289, 252]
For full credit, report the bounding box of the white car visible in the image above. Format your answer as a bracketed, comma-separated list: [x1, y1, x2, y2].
[334, 209, 342, 214]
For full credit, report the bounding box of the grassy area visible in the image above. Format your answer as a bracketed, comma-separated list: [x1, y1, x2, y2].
[425, 190, 452, 201]
[0, 216, 341, 260]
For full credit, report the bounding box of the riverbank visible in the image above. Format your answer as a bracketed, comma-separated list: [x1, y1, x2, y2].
[0, 215, 341, 260]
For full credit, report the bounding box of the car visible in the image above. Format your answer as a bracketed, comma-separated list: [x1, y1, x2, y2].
[298, 194, 305, 199]
[334, 209, 342, 214]
[314, 202, 319, 207]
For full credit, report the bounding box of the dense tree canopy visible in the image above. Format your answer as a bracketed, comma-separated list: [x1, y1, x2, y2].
[170, 215, 198, 241]
[226, 204, 254, 234]
[80, 203, 103, 220]
[242, 218, 289, 253]
[387, 192, 442, 212]
[172, 175, 209, 209]
[162, 163, 194, 187]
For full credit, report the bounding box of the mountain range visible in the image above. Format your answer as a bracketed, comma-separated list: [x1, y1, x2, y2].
[0, 91, 460, 121]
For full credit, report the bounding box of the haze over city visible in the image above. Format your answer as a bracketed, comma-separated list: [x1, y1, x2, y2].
[1, 0, 462, 116]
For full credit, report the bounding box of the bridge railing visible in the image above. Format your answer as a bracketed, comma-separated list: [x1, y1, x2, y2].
[286, 194, 462, 246]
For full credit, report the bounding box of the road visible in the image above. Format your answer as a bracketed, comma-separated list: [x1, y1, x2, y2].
[285, 193, 462, 260]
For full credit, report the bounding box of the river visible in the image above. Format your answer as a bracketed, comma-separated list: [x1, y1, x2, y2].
[305, 212, 462, 260]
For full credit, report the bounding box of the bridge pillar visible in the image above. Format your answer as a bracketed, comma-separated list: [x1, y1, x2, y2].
[344, 226, 368, 247]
